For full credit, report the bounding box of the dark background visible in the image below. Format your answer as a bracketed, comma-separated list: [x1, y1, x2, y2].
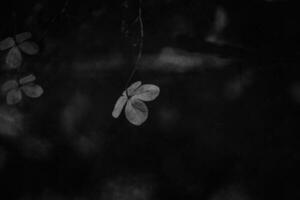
[0, 0, 299, 199]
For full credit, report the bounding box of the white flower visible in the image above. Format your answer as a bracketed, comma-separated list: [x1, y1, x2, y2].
[112, 81, 160, 126]
[0, 32, 39, 69]
[1, 74, 43, 105]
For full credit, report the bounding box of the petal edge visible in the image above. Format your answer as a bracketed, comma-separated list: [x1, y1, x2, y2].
[21, 84, 43, 98]
[6, 89, 22, 105]
[15, 32, 32, 43]
[132, 84, 160, 101]
[127, 81, 142, 96]
[0, 37, 15, 51]
[125, 98, 148, 126]
[112, 95, 128, 118]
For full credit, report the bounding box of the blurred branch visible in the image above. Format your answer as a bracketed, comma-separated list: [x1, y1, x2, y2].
[176, 38, 300, 67]
[39, 0, 70, 41]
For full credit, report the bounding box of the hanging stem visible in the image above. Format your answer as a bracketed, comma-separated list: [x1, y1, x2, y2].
[124, 0, 144, 94]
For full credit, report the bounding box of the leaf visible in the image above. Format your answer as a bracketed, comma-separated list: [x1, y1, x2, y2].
[21, 84, 43, 98]
[0, 37, 15, 51]
[112, 94, 128, 118]
[125, 98, 148, 126]
[6, 47, 22, 69]
[132, 84, 160, 101]
[18, 41, 39, 55]
[1, 80, 18, 94]
[15, 32, 32, 43]
[126, 81, 142, 96]
[6, 89, 22, 105]
[19, 74, 36, 85]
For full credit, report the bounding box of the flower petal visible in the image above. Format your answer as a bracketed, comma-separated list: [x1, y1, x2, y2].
[6, 47, 22, 69]
[126, 81, 142, 96]
[21, 84, 43, 98]
[112, 94, 128, 118]
[15, 32, 32, 43]
[18, 41, 39, 55]
[125, 98, 148, 126]
[19, 74, 36, 85]
[0, 37, 15, 51]
[6, 89, 22, 105]
[1, 80, 18, 94]
[132, 84, 160, 101]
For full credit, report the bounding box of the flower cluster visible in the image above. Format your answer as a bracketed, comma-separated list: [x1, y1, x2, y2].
[0, 32, 43, 105]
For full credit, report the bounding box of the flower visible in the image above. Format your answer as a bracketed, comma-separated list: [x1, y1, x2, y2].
[1, 74, 43, 105]
[112, 81, 160, 126]
[0, 32, 39, 69]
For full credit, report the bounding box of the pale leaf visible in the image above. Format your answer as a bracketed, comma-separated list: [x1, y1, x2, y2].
[1, 80, 18, 94]
[6, 89, 22, 105]
[6, 47, 22, 69]
[19, 74, 36, 85]
[0, 37, 15, 51]
[132, 84, 160, 101]
[125, 98, 148, 126]
[112, 94, 128, 118]
[15, 32, 32, 43]
[18, 41, 39, 55]
[21, 84, 43, 98]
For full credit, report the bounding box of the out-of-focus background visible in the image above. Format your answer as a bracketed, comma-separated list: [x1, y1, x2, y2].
[0, 0, 299, 199]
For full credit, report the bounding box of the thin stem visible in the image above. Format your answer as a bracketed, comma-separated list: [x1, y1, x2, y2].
[108, 0, 143, 127]
[124, 0, 144, 94]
